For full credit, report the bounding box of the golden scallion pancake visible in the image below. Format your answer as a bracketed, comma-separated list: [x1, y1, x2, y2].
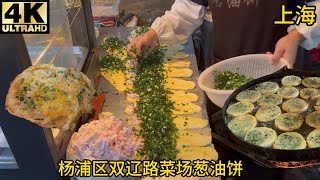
[227, 115, 257, 139]
[307, 129, 320, 148]
[273, 132, 306, 150]
[302, 77, 320, 88]
[306, 111, 320, 129]
[101, 70, 126, 92]
[177, 131, 212, 147]
[226, 102, 254, 117]
[5, 64, 95, 130]
[277, 86, 299, 99]
[173, 102, 201, 115]
[282, 98, 308, 113]
[174, 116, 208, 130]
[164, 67, 193, 78]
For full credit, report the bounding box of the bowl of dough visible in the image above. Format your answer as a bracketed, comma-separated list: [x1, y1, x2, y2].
[198, 54, 289, 108]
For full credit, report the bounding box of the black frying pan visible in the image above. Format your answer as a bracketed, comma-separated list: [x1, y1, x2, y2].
[223, 70, 320, 162]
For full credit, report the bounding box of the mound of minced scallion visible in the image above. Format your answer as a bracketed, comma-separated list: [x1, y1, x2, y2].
[100, 33, 179, 160]
[102, 36, 126, 51]
[99, 55, 126, 72]
[214, 71, 253, 90]
[134, 45, 178, 160]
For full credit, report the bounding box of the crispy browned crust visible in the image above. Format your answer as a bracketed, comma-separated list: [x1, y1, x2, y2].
[306, 111, 320, 129]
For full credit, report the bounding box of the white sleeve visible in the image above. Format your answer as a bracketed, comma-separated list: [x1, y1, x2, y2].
[151, 0, 206, 45]
[288, 0, 320, 50]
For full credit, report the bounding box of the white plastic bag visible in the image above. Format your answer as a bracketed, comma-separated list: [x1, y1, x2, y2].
[91, 0, 120, 27]
[91, 0, 120, 17]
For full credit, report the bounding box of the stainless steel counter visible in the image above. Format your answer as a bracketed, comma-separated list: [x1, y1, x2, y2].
[94, 26, 218, 180]
[97, 27, 210, 133]
[98, 26, 212, 138]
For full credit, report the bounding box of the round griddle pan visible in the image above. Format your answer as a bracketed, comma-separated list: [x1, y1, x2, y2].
[223, 70, 320, 162]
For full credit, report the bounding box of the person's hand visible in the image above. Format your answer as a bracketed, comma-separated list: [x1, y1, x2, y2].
[270, 29, 305, 69]
[127, 29, 159, 58]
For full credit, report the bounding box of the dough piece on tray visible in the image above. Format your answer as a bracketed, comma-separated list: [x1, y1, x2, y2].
[307, 129, 320, 148]
[302, 77, 320, 88]
[173, 102, 201, 115]
[163, 60, 191, 68]
[101, 71, 126, 92]
[177, 131, 212, 147]
[174, 116, 208, 130]
[177, 146, 219, 161]
[172, 52, 189, 59]
[244, 127, 277, 147]
[164, 67, 193, 77]
[227, 115, 257, 139]
[167, 90, 199, 102]
[165, 78, 196, 90]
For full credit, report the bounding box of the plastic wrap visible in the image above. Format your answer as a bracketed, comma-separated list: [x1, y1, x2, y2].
[23, 0, 77, 69]
[91, 0, 120, 27]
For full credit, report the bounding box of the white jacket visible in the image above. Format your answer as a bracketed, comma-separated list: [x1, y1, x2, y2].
[151, 0, 320, 50]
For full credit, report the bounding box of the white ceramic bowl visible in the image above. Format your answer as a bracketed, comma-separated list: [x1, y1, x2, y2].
[198, 54, 289, 108]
